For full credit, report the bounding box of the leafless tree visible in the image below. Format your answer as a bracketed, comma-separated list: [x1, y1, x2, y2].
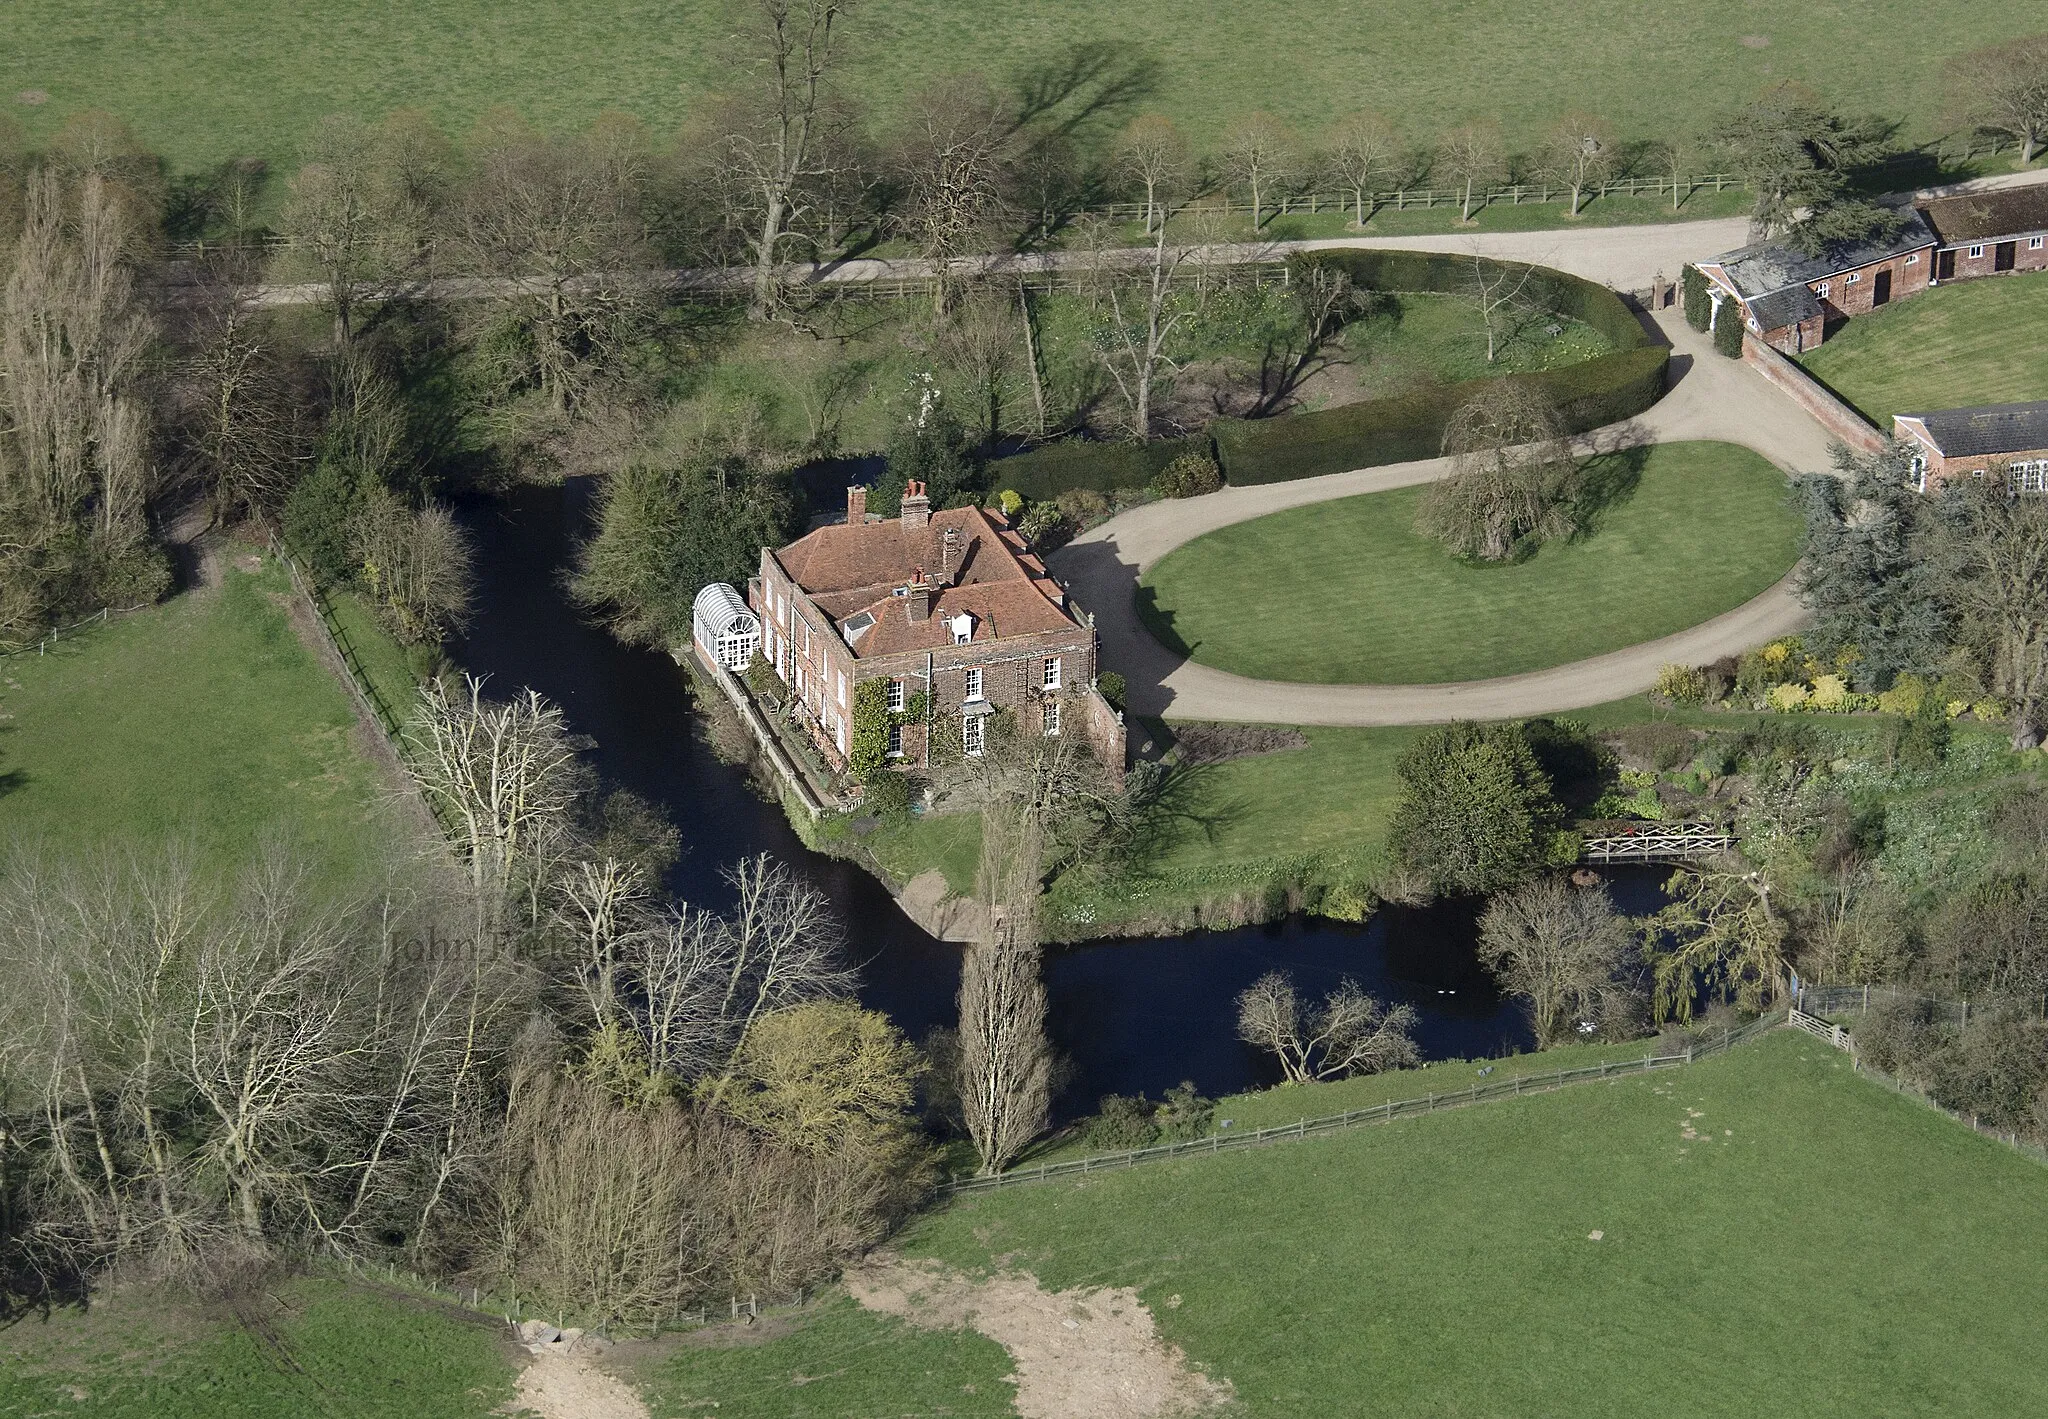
[1467, 250, 1541, 364]
[1946, 35, 2048, 165]
[1325, 111, 1400, 226]
[1478, 876, 1638, 1043]
[1115, 114, 1191, 234]
[1926, 476, 2048, 749]
[1010, 131, 1085, 245]
[177, 264, 306, 524]
[955, 922, 1052, 1175]
[1221, 112, 1298, 231]
[1094, 220, 1199, 437]
[0, 167, 164, 637]
[717, 0, 862, 316]
[933, 289, 1017, 449]
[1436, 121, 1504, 222]
[454, 115, 654, 416]
[891, 75, 1016, 312]
[349, 488, 473, 645]
[1235, 971, 1419, 1083]
[404, 676, 582, 909]
[1417, 381, 1579, 563]
[273, 113, 447, 349]
[1543, 112, 1613, 216]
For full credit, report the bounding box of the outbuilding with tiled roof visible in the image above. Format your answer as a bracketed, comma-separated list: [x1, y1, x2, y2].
[1893, 399, 2048, 491]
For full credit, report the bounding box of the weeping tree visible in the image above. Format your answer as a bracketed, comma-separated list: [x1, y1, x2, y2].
[1416, 382, 1579, 563]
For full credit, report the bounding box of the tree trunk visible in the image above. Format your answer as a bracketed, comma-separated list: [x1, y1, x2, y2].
[751, 189, 788, 318]
[1251, 172, 1262, 231]
[1462, 177, 1474, 222]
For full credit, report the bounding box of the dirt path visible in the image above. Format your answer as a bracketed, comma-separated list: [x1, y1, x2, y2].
[507, 1327, 650, 1419]
[1049, 307, 1835, 727]
[846, 1255, 1231, 1419]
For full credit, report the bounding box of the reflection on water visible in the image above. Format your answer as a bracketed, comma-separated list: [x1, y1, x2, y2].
[456, 482, 1666, 1114]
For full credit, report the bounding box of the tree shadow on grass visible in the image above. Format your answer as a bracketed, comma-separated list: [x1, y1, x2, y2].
[1132, 584, 1195, 661]
[1568, 444, 1652, 541]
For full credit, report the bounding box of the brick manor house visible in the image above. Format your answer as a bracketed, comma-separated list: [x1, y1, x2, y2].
[743, 482, 1125, 777]
[1697, 186, 2048, 354]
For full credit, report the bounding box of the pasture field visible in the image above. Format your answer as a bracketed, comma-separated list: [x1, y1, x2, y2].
[901, 1030, 2048, 1417]
[0, 1276, 516, 1419]
[1797, 272, 2048, 428]
[0, 557, 406, 881]
[1138, 440, 1800, 685]
[0, 2, 2034, 172]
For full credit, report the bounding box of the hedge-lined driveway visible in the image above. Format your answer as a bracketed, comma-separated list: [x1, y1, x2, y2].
[1050, 308, 1839, 726]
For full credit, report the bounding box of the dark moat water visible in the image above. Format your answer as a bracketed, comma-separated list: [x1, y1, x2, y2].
[456, 483, 1666, 1115]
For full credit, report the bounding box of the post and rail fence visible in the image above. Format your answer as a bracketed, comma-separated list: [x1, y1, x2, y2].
[945, 1010, 1787, 1195]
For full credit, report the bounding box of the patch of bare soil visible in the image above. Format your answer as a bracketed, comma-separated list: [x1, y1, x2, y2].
[507, 1323, 651, 1419]
[846, 1255, 1232, 1419]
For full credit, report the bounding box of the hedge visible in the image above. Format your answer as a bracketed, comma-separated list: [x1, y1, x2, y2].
[987, 433, 1209, 500]
[985, 249, 1670, 494]
[1213, 346, 1669, 485]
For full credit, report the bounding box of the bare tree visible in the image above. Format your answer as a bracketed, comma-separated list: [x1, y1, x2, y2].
[718, 0, 862, 316]
[1436, 121, 1504, 222]
[1325, 110, 1400, 226]
[1543, 112, 1613, 216]
[1235, 971, 1419, 1083]
[178, 263, 305, 524]
[349, 488, 474, 645]
[1115, 114, 1191, 234]
[0, 168, 165, 637]
[1468, 251, 1541, 365]
[1094, 220, 1199, 438]
[454, 115, 653, 416]
[955, 923, 1052, 1175]
[1417, 381, 1579, 563]
[1926, 476, 2048, 749]
[1478, 876, 1638, 1043]
[1221, 112, 1298, 231]
[404, 676, 582, 908]
[892, 75, 1016, 312]
[933, 289, 1017, 450]
[1946, 35, 2048, 165]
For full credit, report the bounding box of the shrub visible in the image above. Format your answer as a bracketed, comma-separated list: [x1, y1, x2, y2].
[998, 489, 1024, 517]
[1654, 663, 1711, 706]
[1054, 486, 1111, 522]
[1712, 310, 1746, 358]
[1611, 721, 1695, 772]
[1086, 1094, 1160, 1150]
[1319, 880, 1377, 922]
[1876, 673, 1929, 718]
[1681, 264, 1711, 332]
[1809, 673, 1850, 711]
[1018, 501, 1071, 549]
[1096, 670, 1126, 710]
[861, 769, 913, 814]
[1767, 682, 1811, 711]
[1389, 720, 1564, 895]
[1156, 1081, 1214, 1141]
[1154, 452, 1223, 498]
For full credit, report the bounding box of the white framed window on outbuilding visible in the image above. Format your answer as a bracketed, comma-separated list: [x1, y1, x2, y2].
[691, 583, 761, 672]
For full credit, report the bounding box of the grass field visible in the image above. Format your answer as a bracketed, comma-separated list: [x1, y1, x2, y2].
[0, 559, 403, 880]
[1797, 271, 2048, 427]
[0, 3, 2035, 173]
[896, 1030, 2048, 1416]
[0, 1276, 516, 1419]
[1138, 441, 1800, 685]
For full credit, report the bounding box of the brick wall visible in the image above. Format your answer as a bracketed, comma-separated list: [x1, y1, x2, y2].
[1814, 249, 1932, 319]
[1939, 236, 2048, 283]
[1742, 334, 1886, 454]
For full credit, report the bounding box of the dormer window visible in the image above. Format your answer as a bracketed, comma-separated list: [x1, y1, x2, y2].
[950, 612, 974, 645]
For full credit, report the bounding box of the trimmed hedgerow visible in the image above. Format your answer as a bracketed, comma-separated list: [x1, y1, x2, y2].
[1713, 309, 1747, 358]
[1682, 264, 1712, 332]
[989, 434, 1208, 500]
[1213, 346, 1669, 486]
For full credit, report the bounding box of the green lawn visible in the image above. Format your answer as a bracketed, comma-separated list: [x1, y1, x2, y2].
[0, 1276, 515, 1419]
[634, 1295, 1017, 1419]
[1797, 271, 2048, 428]
[1139, 441, 1800, 685]
[901, 1031, 2048, 1416]
[0, 2, 2034, 172]
[0, 560, 402, 881]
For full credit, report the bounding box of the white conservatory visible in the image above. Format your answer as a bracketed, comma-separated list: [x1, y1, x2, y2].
[692, 582, 760, 672]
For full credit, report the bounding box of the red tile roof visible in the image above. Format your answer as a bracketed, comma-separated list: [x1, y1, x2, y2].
[771, 504, 1078, 658]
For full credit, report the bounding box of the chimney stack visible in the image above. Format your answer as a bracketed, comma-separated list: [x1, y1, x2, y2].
[847, 485, 867, 524]
[900, 479, 931, 529]
[938, 525, 960, 586]
[907, 567, 931, 621]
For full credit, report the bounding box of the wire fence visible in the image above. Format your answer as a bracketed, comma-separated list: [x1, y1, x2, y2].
[0, 602, 155, 658]
[1792, 982, 2047, 1029]
[945, 1010, 1788, 1195]
[1787, 1006, 2048, 1169]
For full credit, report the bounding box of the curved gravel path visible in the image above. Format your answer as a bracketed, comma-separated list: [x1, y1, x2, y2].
[1048, 308, 1837, 726]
